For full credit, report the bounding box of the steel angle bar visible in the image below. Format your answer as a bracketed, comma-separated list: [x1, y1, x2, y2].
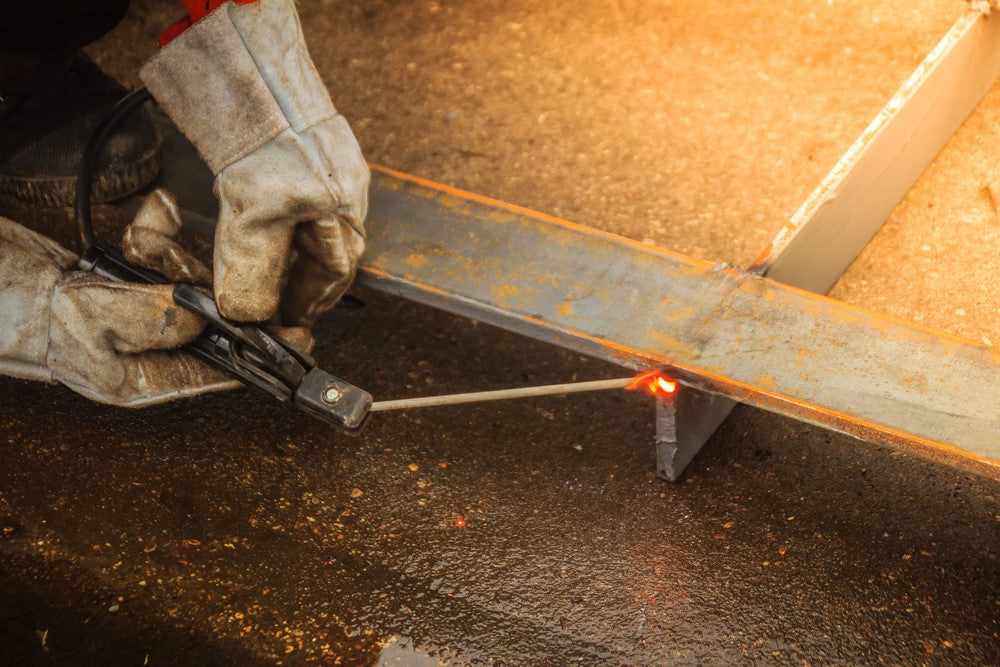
[359, 167, 1000, 478]
[752, 8, 1000, 290]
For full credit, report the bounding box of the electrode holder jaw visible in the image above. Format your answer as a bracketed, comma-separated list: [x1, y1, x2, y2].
[295, 369, 372, 432]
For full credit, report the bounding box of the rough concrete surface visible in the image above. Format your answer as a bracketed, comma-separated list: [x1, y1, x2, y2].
[1, 0, 998, 664]
[2, 290, 999, 664]
[830, 75, 1000, 346]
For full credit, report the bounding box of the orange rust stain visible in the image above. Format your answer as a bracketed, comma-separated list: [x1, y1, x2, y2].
[799, 299, 826, 320]
[363, 253, 388, 270]
[495, 284, 519, 299]
[754, 374, 778, 390]
[644, 329, 700, 361]
[663, 305, 696, 322]
[751, 242, 774, 269]
[676, 263, 707, 277]
[737, 280, 764, 298]
[405, 253, 429, 268]
[718, 265, 744, 280]
[557, 302, 574, 316]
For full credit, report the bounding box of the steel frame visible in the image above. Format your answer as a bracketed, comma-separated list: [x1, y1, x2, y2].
[150, 8, 1000, 479]
[652, 8, 1000, 479]
[359, 167, 999, 477]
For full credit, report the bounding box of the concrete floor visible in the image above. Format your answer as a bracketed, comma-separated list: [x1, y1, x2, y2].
[1, 292, 999, 664]
[1, 0, 998, 664]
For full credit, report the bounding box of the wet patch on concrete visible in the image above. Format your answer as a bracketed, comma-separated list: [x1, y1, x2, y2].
[1, 288, 997, 663]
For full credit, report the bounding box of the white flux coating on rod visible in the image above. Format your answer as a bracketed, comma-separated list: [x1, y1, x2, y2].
[370, 377, 635, 412]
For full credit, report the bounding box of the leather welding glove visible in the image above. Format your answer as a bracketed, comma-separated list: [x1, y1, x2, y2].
[0, 190, 239, 406]
[139, 0, 368, 327]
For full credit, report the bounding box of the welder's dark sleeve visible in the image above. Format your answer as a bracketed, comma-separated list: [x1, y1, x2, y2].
[0, 1, 130, 94]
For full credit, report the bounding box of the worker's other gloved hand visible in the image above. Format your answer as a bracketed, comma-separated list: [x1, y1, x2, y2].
[140, 0, 368, 327]
[0, 191, 239, 406]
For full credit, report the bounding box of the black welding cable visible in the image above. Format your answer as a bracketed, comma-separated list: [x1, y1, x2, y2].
[74, 86, 154, 252]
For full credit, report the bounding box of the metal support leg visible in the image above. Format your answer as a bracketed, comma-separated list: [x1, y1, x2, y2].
[655, 389, 735, 481]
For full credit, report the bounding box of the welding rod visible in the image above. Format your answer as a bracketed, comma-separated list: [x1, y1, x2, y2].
[369, 377, 636, 412]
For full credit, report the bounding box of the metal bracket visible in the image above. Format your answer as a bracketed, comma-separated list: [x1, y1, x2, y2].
[655, 390, 735, 482]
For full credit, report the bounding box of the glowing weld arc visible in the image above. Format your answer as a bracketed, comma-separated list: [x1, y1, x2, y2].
[625, 370, 678, 396]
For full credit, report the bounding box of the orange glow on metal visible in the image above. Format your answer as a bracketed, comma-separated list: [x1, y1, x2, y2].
[625, 370, 678, 397]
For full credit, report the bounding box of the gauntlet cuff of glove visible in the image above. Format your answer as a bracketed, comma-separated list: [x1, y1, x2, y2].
[140, 3, 290, 173]
[140, 0, 339, 173]
[226, 0, 338, 132]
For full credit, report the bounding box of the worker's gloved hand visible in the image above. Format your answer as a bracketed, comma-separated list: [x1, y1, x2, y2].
[140, 0, 368, 327]
[0, 191, 239, 406]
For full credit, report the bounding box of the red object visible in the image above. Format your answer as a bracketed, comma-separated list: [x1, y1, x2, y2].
[625, 370, 678, 397]
[160, 0, 259, 47]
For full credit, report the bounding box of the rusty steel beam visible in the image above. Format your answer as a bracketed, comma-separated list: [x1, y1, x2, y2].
[359, 167, 1000, 478]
